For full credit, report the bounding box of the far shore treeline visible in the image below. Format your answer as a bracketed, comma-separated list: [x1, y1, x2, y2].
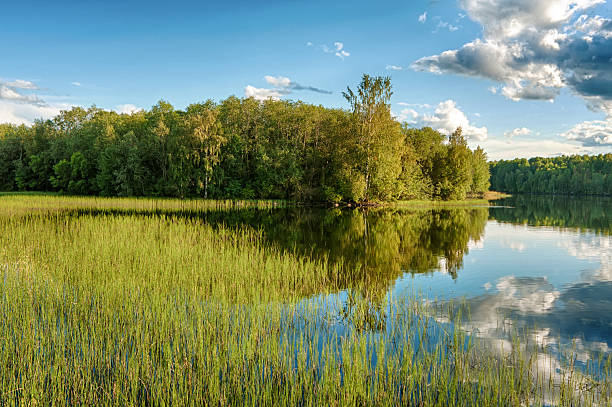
[490, 155, 612, 196]
[0, 75, 492, 203]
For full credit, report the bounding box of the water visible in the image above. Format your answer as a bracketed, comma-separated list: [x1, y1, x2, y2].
[10, 194, 610, 386]
[191, 195, 611, 377]
[392, 196, 611, 382]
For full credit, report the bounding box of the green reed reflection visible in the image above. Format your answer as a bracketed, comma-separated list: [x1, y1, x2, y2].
[182, 206, 489, 297]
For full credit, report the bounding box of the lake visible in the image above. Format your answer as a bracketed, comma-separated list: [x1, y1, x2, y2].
[0, 194, 609, 404]
[193, 195, 611, 377]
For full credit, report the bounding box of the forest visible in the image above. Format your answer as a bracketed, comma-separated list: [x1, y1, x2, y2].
[490, 155, 612, 196]
[0, 75, 490, 203]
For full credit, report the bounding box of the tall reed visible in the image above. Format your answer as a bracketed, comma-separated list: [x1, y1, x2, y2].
[0, 195, 608, 405]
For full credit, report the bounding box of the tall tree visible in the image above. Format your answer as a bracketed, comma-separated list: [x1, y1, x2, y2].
[470, 146, 490, 196]
[343, 75, 404, 202]
[185, 101, 225, 198]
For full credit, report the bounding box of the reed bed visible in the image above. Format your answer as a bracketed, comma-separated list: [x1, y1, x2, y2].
[0, 195, 609, 406]
[0, 193, 286, 218]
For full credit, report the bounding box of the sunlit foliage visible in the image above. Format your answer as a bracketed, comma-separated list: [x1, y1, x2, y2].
[0, 76, 489, 202]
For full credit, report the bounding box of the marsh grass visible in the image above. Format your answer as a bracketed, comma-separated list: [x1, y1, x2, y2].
[0, 195, 609, 405]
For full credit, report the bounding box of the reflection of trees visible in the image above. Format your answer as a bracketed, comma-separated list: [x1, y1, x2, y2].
[63, 205, 488, 303]
[194, 206, 488, 296]
[490, 195, 611, 234]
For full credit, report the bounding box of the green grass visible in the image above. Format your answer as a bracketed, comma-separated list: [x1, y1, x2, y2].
[394, 199, 491, 208]
[0, 195, 608, 406]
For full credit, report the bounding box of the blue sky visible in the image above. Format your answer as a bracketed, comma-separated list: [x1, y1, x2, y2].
[1, 0, 611, 159]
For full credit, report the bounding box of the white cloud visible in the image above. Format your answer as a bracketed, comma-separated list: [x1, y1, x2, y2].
[264, 75, 291, 88]
[245, 76, 331, 101]
[71, 82, 82, 87]
[504, 127, 533, 138]
[418, 11, 428, 23]
[412, 0, 612, 124]
[560, 118, 612, 146]
[395, 108, 419, 123]
[386, 65, 405, 71]
[0, 100, 72, 125]
[0, 78, 75, 125]
[115, 104, 143, 115]
[244, 85, 284, 101]
[460, 0, 604, 39]
[0, 82, 45, 105]
[397, 100, 487, 141]
[334, 42, 350, 59]
[310, 41, 351, 59]
[572, 14, 612, 38]
[416, 100, 488, 141]
[477, 137, 592, 160]
[434, 19, 460, 32]
[5, 79, 39, 90]
[397, 102, 431, 108]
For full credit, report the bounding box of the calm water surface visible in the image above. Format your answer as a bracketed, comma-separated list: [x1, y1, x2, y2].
[201, 195, 611, 376]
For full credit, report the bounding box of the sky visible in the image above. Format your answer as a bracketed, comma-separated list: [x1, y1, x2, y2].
[1, 0, 611, 160]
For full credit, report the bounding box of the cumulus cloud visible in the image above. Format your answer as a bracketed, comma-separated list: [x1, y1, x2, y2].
[462, 0, 603, 38]
[424, 100, 488, 140]
[115, 104, 143, 115]
[396, 108, 420, 123]
[419, 12, 428, 23]
[560, 118, 612, 145]
[245, 76, 332, 101]
[0, 100, 72, 125]
[244, 85, 284, 101]
[398, 100, 488, 141]
[71, 82, 82, 87]
[412, 0, 612, 126]
[504, 127, 533, 137]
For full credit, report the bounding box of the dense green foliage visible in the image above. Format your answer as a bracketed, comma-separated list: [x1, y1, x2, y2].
[0, 76, 489, 202]
[490, 154, 612, 196]
[0, 195, 608, 406]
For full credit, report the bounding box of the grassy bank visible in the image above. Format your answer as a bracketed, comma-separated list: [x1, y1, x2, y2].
[0, 195, 608, 405]
[395, 199, 489, 208]
[483, 191, 512, 200]
[394, 192, 510, 209]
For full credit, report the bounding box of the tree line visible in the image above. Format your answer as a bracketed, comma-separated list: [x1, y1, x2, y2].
[490, 155, 612, 196]
[0, 75, 490, 202]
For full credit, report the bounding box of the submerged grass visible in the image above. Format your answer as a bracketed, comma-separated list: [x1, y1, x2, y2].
[0, 195, 609, 405]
